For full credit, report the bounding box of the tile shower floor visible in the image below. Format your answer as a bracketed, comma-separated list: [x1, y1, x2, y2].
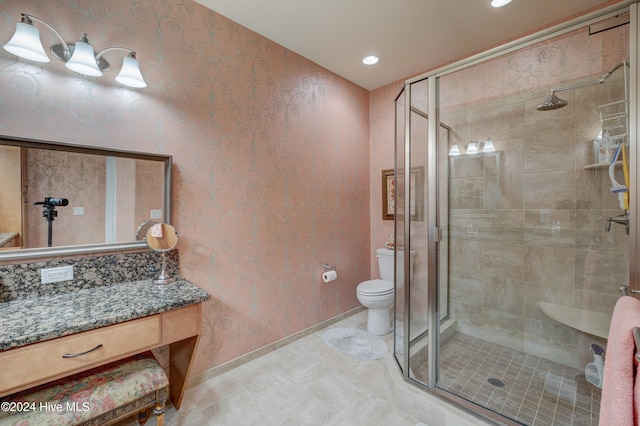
[416, 333, 601, 426]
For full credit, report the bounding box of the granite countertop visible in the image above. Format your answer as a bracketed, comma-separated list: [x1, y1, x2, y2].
[0, 279, 211, 351]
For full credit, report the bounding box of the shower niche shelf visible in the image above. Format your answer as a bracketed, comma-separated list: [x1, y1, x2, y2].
[583, 161, 623, 170]
[539, 302, 610, 339]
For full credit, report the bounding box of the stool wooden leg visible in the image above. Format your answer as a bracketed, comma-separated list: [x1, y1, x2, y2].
[153, 387, 168, 426]
[137, 407, 150, 425]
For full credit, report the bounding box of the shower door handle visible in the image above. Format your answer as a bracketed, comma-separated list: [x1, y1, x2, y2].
[433, 226, 442, 243]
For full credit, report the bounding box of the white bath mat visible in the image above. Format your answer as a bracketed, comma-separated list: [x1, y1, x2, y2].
[323, 327, 389, 361]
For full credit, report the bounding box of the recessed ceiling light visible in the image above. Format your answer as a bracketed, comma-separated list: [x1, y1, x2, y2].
[491, 0, 512, 7]
[362, 55, 379, 65]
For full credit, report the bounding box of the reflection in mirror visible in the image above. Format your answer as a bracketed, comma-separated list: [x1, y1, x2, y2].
[145, 222, 178, 285]
[0, 145, 22, 249]
[136, 220, 160, 241]
[0, 136, 172, 261]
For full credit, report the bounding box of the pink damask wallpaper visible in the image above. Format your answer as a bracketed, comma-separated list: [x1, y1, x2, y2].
[0, 0, 370, 375]
[25, 149, 106, 248]
[369, 82, 403, 272]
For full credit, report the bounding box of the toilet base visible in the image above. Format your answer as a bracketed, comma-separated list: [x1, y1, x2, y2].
[366, 307, 392, 335]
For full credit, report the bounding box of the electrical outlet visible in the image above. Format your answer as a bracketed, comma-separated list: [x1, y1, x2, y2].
[73, 207, 84, 216]
[41, 266, 74, 284]
[150, 209, 162, 219]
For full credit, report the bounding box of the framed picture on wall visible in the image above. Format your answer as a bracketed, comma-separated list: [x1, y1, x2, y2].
[382, 167, 423, 221]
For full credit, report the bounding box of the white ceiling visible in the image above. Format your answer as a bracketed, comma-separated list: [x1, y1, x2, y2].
[195, 0, 622, 90]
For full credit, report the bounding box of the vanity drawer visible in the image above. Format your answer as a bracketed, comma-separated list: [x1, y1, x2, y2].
[161, 304, 201, 344]
[0, 315, 161, 396]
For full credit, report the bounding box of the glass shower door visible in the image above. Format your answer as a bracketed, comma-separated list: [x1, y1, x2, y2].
[395, 10, 633, 426]
[435, 18, 630, 426]
[393, 87, 406, 374]
[394, 79, 451, 386]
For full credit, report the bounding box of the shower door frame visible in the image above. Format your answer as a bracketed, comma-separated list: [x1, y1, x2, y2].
[395, 1, 640, 423]
[631, 2, 640, 289]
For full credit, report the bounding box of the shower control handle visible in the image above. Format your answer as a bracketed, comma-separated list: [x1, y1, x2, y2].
[606, 212, 629, 235]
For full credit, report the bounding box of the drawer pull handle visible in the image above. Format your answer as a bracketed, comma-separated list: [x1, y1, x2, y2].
[62, 344, 104, 358]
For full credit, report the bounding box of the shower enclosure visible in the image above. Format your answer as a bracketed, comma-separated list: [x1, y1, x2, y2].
[393, 3, 639, 425]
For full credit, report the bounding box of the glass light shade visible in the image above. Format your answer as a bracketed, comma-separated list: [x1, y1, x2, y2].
[3, 22, 50, 63]
[482, 138, 496, 153]
[448, 143, 461, 156]
[466, 142, 479, 155]
[65, 41, 102, 76]
[115, 56, 147, 88]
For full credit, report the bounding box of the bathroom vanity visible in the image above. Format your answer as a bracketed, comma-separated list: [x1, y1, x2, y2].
[0, 278, 210, 409]
[0, 135, 210, 410]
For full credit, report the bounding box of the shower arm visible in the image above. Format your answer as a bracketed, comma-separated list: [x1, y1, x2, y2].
[549, 59, 629, 95]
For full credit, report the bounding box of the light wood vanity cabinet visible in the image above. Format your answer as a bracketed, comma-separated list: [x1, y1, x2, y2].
[0, 303, 202, 409]
[1, 315, 161, 395]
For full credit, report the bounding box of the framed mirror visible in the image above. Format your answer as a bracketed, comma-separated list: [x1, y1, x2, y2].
[0, 135, 171, 261]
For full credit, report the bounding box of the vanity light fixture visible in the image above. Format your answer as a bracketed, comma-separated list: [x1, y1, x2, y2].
[3, 13, 147, 88]
[450, 138, 498, 156]
[362, 55, 379, 65]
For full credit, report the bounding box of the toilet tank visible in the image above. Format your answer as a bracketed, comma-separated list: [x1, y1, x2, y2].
[376, 247, 416, 283]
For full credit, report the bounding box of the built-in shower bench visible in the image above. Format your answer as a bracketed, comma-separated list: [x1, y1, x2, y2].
[539, 301, 610, 339]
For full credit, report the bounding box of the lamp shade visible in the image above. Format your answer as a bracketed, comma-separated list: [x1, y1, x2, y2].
[3, 22, 50, 63]
[115, 56, 147, 88]
[65, 40, 102, 76]
[482, 138, 496, 153]
[448, 143, 461, 156]
[466, 142, 479, 155]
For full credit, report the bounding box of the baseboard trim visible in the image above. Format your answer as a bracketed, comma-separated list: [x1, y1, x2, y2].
[189, 305, 366, 388]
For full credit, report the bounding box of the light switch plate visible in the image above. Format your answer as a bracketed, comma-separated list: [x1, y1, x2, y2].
[150, 209, 162, 219]
[73, 207, 84, 216]
[41, 266, 74, 284]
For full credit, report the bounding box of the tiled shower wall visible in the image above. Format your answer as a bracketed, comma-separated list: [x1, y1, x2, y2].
[441, 24, 629, 370]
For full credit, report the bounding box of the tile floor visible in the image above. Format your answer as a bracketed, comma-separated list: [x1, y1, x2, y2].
[118, 309, 606, 426]
[422, 333, 601, 426]
[116, 311, 425, 425]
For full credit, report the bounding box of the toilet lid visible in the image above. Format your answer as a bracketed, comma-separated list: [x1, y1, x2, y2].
[358, 279, 393, 295]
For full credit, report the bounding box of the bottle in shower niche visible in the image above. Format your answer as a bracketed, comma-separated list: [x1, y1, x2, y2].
[585, 343, 604, 388]
[595, 136, 611, 164]
[595, 132, 617, 164]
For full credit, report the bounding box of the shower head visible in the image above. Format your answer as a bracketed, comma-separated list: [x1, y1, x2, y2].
[536, 58, 629, 112]
[536, 93, 568, 111]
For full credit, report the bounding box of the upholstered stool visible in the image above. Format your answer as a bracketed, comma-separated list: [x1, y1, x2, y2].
[0, 351, 169, 426]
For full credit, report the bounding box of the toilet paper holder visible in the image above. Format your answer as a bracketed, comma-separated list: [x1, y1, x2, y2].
[322, 263, 336, 271]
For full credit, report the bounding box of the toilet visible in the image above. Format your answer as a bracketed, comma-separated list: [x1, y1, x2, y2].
[357, 248, 415, 335]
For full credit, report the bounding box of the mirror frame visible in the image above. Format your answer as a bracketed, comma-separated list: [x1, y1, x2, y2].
[0, 135, 172, 261]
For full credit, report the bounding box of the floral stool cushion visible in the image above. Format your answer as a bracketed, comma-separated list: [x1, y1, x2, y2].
[0, 351, 169, 426]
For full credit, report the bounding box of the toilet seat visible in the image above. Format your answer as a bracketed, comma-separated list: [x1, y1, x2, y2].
[357, 279, 393, 296]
